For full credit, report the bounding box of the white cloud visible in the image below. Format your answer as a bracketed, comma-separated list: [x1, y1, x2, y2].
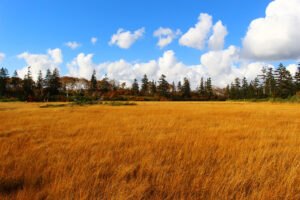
[0, 53, 5, 62]
[242, 0, 300, 61]
[66, 46, 280, 89]
[67, 53, 96, 80]
[208, 20, 228, 50]
[91, 37, 98, 45]
[17, 48, 63, 80]
[287, 64, 298, 76]
[109, 28, 145, 49]
[179, 13, 212, 49]
[65, 41, 80, 49]
[153, 27, 181, 49]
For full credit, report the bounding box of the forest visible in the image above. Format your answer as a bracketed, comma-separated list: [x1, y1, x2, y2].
[0, 63, 299, 102]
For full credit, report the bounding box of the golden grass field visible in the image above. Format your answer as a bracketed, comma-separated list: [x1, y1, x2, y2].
[0, 102, 299, 200]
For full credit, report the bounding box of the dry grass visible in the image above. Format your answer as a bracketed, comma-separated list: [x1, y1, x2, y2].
[0, 102, 299, 200]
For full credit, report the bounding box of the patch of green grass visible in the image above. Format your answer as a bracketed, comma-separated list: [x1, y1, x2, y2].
[104, 101, 137, 106]
[40, 104, 68, 108]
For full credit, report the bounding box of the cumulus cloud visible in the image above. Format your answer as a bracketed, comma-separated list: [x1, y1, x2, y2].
[109, 28, 145, 49]
[17, 48, 63, 80]
[242, 0, 300, 61]
[65, 41, 80, 49]
[179, 13, 212, 49]
[153, 27, 181, 49]
[67, 53, 97, 80]
[91, 37, 98, 45]
[0, 53, 5, 62]
[208, 21, 228, 50]
[286, 64, 298, 76]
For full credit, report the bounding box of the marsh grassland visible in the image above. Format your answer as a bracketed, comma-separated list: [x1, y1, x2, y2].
[0, 102, 299, 199]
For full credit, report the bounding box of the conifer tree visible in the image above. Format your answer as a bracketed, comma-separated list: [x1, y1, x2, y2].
[157, 74, 169, 97]
[90, 70, 98, 92]
[275, 63, 294, 98]
[205, 77, 213, 98]
[0, 67, 9, 96]
[241, 77, 248, 99]
[150, 80, 156, 96]
[22, 66, 34, 99]
[141, 74, 149, 95]
[177, 81, 182, 92]
[295, 64, 300, 92]
[182, 77, 191, 97]
[199, 77, 205, 95]
[36, 70, 43, 99]
[131, 79, 139, 94]
[50, 68, 61, 96]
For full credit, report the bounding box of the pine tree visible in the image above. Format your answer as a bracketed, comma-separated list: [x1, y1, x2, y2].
[43, 69, 52, 100]
[234, 77, 241, 99]
[141, 74, 149, 95]
[0, 67, 9, 96]
[294, 64, 300, 92]
[22, 66, 34, 99]
[157, 74, 169, 97]
[241, 77, 248, 99]
[182, 77, 191, 97]
[225, 84, 230, 98]
[199, 77, 205, 95]
[253, 77, 260, 98]
[266, 67, 276, 97]
[177, 81, 182, 92]
[90, 70, 98, 92]
[131, 79, 139, 94]
[50, 68, 61, 96]
[205, 77, 213, 98]
[150, 80, 156, 96]
[36, 70, 43, 99]
[171, 81, 176, 93]
[275, 63, 294, 98]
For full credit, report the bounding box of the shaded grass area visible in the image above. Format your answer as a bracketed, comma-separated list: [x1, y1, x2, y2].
[40, 101, 137, 108]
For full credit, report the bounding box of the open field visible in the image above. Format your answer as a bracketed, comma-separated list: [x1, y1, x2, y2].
[0, 102, 300, 200]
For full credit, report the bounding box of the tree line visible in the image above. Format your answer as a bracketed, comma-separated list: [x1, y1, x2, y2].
[0, 63, 299, 102]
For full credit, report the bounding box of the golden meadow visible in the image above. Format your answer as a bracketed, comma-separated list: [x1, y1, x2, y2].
[0, 102, 299, 199]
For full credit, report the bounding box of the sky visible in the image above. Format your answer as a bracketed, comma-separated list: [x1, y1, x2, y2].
[0, 0, 299, 88]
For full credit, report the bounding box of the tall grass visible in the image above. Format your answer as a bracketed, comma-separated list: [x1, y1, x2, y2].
[0, 102, 299, 199]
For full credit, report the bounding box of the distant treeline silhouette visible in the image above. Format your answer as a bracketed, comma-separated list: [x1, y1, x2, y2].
[0, 63, 299, 102]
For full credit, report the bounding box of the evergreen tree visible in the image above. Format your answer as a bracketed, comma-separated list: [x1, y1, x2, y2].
[294, 64, 300, 92]
[157, 74, 169, 97]
[275, 63, 294, 98]
[90, 70, 98, 92]
[199, 77, 205, 95]
[0, 67, 9, 96]
[205, 77, 213, 98]
[234, 77, 241, 99]
[131, 79, 139, 94]
[50, 68, 61, 96]
[141, 74, 149, 95]
[266, 67, 276, 97]
[171, 81, 176, 93]
[22, 66, 34, 99]
[253, 77, 260, 98]
[43, 69, 52, 100]
[177, 81, 182, 92]
[150, 80, 156, 96]
[225, 84, 230, 98]
[241, 77, 248, 99]
[11, 70, 21, 97]
[182, 77, 191, 97]
[36, 70, 43, 99]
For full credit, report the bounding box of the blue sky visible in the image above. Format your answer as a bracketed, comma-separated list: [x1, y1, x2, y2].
[0, 0, 299, 87]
